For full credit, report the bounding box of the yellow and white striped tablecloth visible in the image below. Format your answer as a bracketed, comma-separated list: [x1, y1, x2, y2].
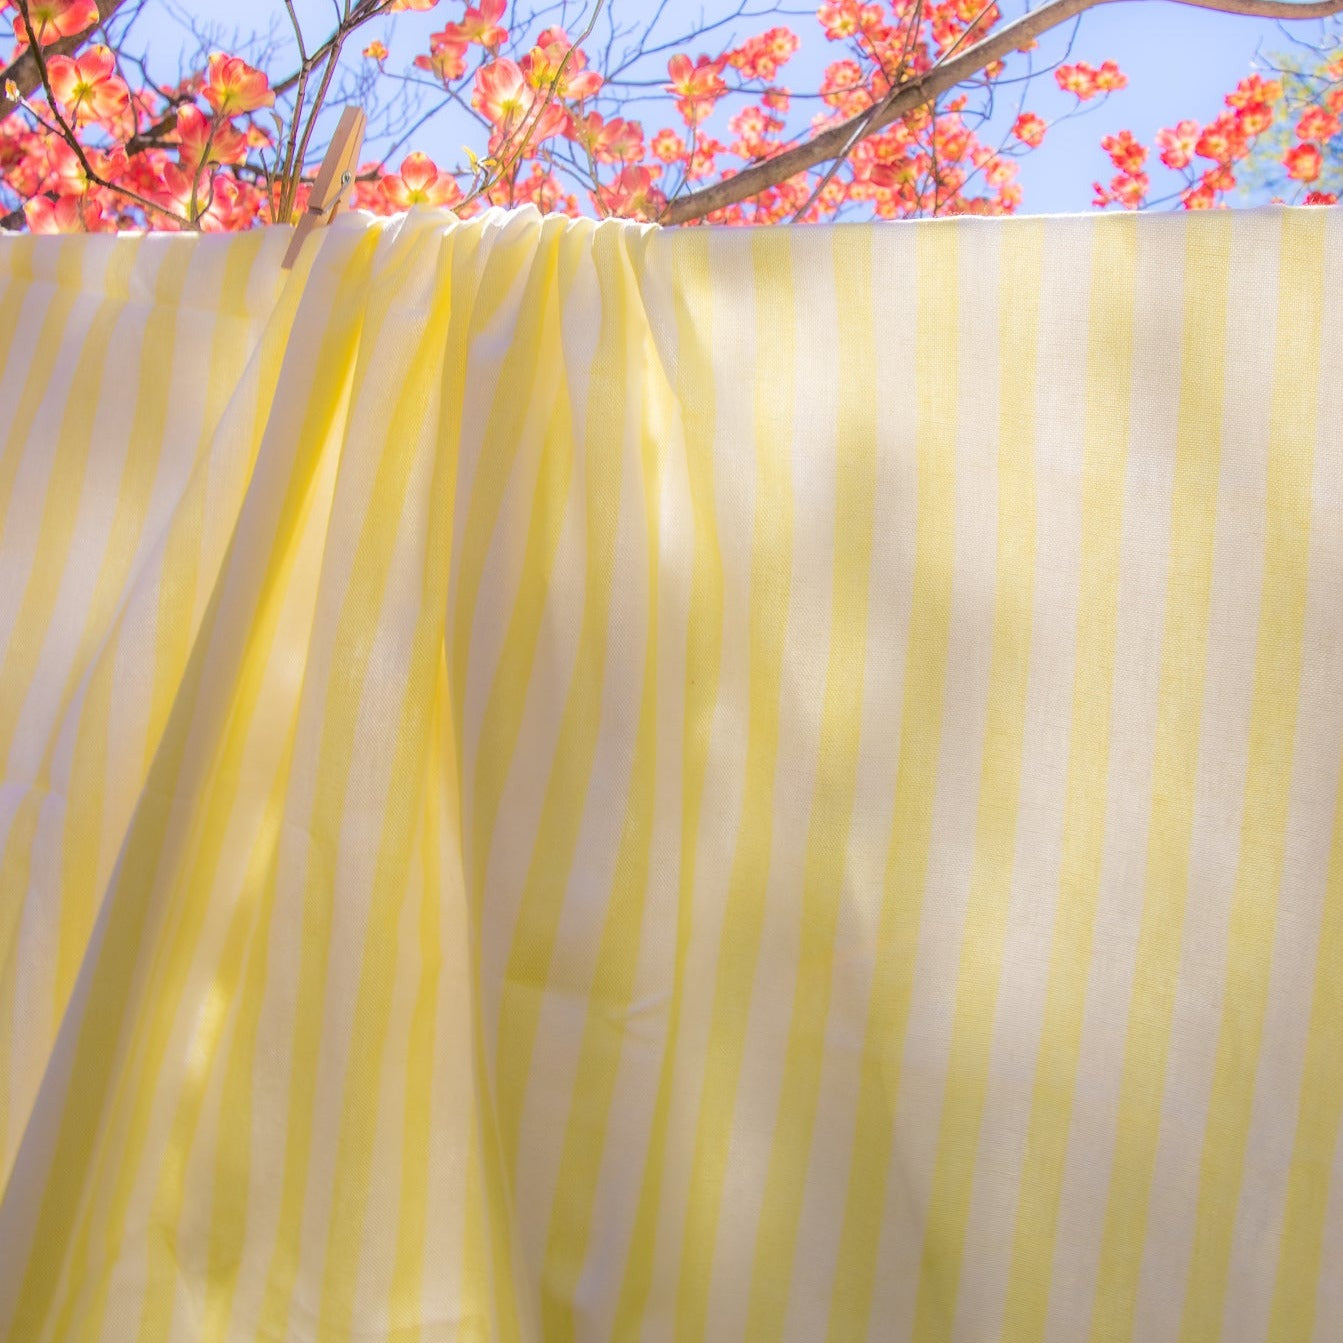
[0, 203, 1340, 1342]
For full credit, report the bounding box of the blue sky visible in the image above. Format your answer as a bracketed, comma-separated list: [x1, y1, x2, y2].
[129, 0, 1337, 213]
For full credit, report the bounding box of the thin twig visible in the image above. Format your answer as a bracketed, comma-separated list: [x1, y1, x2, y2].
[787, 0, 930, 224]
[464, 0, 607, 207]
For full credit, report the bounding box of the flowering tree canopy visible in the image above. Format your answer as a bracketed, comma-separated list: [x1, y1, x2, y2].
[2, 0, 1342, 235]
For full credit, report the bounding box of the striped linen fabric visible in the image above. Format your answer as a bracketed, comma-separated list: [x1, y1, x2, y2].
[0, 202, 1339, 1342]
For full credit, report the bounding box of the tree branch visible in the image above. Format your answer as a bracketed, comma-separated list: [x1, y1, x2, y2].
[0, 0, 128, 121]
[661, 0, 1343, 224]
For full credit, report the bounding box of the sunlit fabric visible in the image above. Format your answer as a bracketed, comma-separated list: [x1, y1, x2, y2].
[0, 203, 1340, 1342]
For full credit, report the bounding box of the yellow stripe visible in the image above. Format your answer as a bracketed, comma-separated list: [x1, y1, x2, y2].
[610, 229, 725, 1339]
[911, 217, 1044, 1340]
[675, 227, 795, 1343]
[743, 226, 877, 1342]
[998, 214, 1139, 1343]
[460, 1090, 494, 1336]
[0, 236, 37, 433]
[538, 226, 662, 1343]
[1177, 208, 1325, 1341]
[387, 649, 452, 1340]
[1268, 760, 1343, 1342]
[1089, 211, 1232, 1342]
[0, 236, 80, 515]
[429, 218, 510, 1341]
[0, 233, 43, 1177]
[825, 218, 960, 1342]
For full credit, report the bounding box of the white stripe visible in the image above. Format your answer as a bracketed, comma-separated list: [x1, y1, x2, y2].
[348, 837, 429, 1327]
[1314, 1111, 1343, 1341]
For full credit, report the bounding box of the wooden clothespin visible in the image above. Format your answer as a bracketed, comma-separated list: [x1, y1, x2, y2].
[280, 106, 367, 270]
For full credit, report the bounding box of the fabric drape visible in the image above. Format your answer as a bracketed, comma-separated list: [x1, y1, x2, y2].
[0, 203, 1340, 1342]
